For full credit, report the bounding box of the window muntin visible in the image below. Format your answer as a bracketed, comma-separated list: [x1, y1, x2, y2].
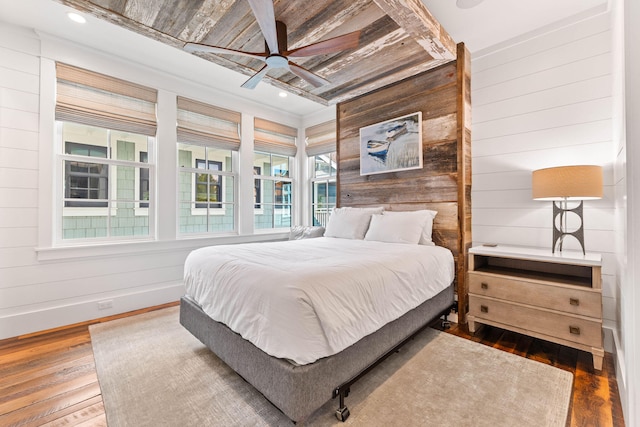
[253, 151, 293, 230]
[59, 121, 153, 240]
[178, 144, 235, 234]
[311, 152, 337, 227]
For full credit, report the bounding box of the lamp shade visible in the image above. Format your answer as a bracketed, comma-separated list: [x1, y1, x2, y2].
[532, 165, 603, 201]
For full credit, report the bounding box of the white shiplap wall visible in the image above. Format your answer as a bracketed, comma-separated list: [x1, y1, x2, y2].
[0, 22, 301, 340]
[615, 0, 640, 423]
[470, 11, 617, 348]
[0, 26, 190, 340]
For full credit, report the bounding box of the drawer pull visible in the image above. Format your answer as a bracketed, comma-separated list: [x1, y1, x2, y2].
[481, 282, 489, 290]
[569, 326, 581, 335]
[569, 298, 580, 306]
[480, 305, 489, 313]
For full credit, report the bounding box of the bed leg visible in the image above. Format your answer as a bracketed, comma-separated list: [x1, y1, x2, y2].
[335, 387, 351, 422]
[441, 311, 451, 329]
[441, 302, 457, 329]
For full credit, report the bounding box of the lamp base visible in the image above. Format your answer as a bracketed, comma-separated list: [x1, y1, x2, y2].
[552, 200, 585, 255]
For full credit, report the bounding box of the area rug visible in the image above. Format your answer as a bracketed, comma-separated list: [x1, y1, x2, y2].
[90, 307, 573, 427]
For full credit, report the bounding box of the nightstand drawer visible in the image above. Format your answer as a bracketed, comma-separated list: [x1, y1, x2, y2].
[468, 272, 602, 318]
[469, 295, 602, 348]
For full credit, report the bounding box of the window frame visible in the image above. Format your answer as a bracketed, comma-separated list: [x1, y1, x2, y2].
[63, 141, 109, 208]
[56, 121, 156, 243]
[194, 158, 223, 209]
[139, 151, 149, 209]
[177, 142, 238, 236]
[309, 152, 337, 227]
[253, 166, 262, 209]
[253, 150, 294, 230]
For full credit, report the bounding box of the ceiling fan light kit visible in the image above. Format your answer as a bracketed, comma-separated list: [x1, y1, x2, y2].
[183, 0, 361, 90]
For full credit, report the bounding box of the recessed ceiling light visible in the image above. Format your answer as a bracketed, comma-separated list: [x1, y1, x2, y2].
[67, 12, 87, 24]
[278, 91, 287, 98]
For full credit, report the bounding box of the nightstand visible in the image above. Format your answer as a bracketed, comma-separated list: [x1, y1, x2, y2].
[467, 245, 604, 370]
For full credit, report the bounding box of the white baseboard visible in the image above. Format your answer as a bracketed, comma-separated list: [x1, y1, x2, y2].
[612, 327, 628, 424]
[0, 282, 185, 340]
[603, 325, 615, 353]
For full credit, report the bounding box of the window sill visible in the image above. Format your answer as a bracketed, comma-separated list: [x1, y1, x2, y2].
[35, 232, 290, 262]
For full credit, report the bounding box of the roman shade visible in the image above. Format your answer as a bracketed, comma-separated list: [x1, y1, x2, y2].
[254, 117, 298, 157]
[177, 96, 241, 150]
[55, 62, 157, 136]
[305, 120, 336, 156]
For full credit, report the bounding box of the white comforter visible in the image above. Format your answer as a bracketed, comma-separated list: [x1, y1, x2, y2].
[184, 237, 454, 365]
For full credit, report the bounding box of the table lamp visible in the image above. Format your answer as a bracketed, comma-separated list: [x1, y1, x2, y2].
[532, 165, 602, 254]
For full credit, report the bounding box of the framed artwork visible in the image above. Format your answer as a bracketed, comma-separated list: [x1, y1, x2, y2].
[359, 111, 423, 176]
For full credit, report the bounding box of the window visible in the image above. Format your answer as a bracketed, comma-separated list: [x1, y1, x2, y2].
[253, 166, 262, 208]
[177, 97, 240, 235]
[59, 122, 154, 240]
[253, 118, 297, 231]
[305, 121, 337, 227]
[64, 142, 108, 207]
[178, 145, 235, 234]
[55, 63, 157, 242]
[139, 152, 149, 208]
[253, 152, 293, 229]
[311, 152, 337, 227]
[195, 159, 222, 209]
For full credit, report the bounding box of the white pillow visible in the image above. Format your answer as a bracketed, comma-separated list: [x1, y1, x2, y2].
[364, 213, 427, 244]
[382, 210, 437, 245]
[324, 206, 384, 240]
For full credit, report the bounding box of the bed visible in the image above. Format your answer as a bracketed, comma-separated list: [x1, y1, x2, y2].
[180, 208, 457, 422]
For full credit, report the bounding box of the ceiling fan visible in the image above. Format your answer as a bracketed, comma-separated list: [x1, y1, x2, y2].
[183, 0, 361, 90]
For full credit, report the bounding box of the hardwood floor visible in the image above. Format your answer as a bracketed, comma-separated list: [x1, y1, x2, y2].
[0, 305, 625, 426]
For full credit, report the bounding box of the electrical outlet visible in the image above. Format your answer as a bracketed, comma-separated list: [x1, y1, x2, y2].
[98, 300, 113, 310]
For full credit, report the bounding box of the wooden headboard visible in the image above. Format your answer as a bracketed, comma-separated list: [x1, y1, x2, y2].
[336, 43, 472, 323]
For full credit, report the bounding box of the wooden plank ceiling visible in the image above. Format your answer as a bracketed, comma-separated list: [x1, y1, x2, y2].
[53, 0, 456, 106]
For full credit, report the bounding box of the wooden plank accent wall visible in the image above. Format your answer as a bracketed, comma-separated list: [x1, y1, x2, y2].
[456, 43, 472, 323]
[336, 42, 472, 323]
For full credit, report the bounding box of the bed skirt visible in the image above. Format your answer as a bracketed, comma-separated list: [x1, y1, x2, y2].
[179, 284, 454, 422]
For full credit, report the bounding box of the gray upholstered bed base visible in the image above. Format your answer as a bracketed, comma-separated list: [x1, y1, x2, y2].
[179, 285, 454, 423]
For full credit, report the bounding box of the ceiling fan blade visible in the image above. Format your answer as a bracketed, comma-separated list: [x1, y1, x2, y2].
[184, 43, 267, 61]
[247, 0, 279, 54]
[286, 30, 361, 58]
[288, 62, 330, 88]
[241, 64, 270, 90]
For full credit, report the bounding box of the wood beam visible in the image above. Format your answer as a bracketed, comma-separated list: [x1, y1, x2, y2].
[373, 0, 456, 60]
